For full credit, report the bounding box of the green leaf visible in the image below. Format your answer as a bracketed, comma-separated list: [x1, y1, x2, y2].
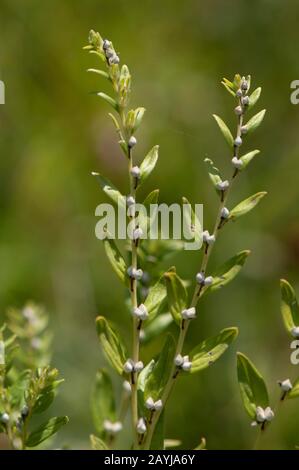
[137, 360, 155, 414]
[213, 114, 234, 148]
[97, 92, 119, 111]
[150, 411, 165, 450]
[144, 334, 176, 401]
[239, 150, 260, 169]
[205, 251, 250, 294]
[143, 189, 159, 207]
[103, 237, 127, 285]
[182, 196, 203, 242]
[244, 110, 266, 135]
[248, 87, 262, 110]
[91, 369, 116, 435]
[221, 78, 236, 97]
[190, 327, 238, 374]
[26, 416, 69, 448]
[288, 377, 299, 399]
[92, 173, 126, 209]
[139, 146, 159, 186]
[144, 275, 167, 320]
[237, 352, 269, 419]
[280, 279, 299, 335]
[164, 268, 187, 325]
[194, 437, 207, 450]
[32, 390, 55, 414]
[204, 158, 222, 192]
[229, 192, 267, 220]
[164, 439, 182, 449]
[87, 69, 110, 80]
[96, 317, 127, 375]
[90, 434, 109, 450]
[142, 313, 173, 344]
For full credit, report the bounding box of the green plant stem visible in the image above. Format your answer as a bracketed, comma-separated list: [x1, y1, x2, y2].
[144, 98, 244, 450]
[128, 146, 140, 449]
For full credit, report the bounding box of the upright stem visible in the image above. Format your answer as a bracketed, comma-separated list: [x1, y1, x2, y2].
[143, 97, 245, 450]
[128, 145, 140, 448]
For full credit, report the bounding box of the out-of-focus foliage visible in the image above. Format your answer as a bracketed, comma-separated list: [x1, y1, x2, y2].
[0, 0, 299, 449]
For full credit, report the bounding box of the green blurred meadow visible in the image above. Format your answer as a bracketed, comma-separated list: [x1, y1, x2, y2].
[1, 0, 299, 449]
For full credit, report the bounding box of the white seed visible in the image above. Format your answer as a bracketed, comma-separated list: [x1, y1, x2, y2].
[109, 54, 120, 65]
[0, 412, 10, 424]
[104, 420, 122, 434]
[131, 166, 141, 178]
[221, 207, 230, 219]
[145, 397, 155, 410]
[256, 406, 266, 423]
[182, 356, 192, 371]
[204, 276, 213, 287]
[123, 380, 132, 393]
[123, 359, 134, 373]
[236, 89, 242, 97]
[196, 272, 205, 284]
[128, 136, 137, 148]
[240, 126, 248, 135]
[137, 418, 147, 434]
[203, 230, 215, 245]
[291, 326, 299, 338]
[174, 354, 184, 367]
[264, 407, 274, 422]
[133, 304, 148, 321]
[126, 195, 135, 207]
[154, 399, 163, 411]
[234, 136, 242, 147]
[251, 421, 258, 427]
[231, 157, 243, 169]
[181, 307, 196, 320]
[132, 227, 143, 240]
[235, 106, 243, 116]
[241, 96, 250, 106]
[127, 267, 143, 280]
[134, 361, 144, 372]
[241, 79, 248, 91]
[278, 379, 293, 392]
[102, 39, 111, 50]
[216, 180, 230, 191]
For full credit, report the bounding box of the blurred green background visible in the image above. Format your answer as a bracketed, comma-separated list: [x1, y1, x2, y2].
[1, 0, 299, 450]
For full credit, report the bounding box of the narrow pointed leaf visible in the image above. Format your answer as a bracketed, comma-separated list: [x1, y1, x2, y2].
[190, 327, 238, 374]
[213, 114, 234, 148]
[182, 196, 203, 243]
[91, 369, 116, 435]
[239, 150, 260, 169]
[280, 279, 299, 335]
[164, 269, 187, 325]
[204, 158, 222, 192]
[288, 377, 299, 399]
[142, 313, 173, 344]
[97, 92, 119, 111]
[204, 251, 250, 294]
[92, 173, 126, 209]
[194, 437, 207, 450]
[229, 192, 267, 220]
[144, 275, 167, 320]
[144, 334, 176, 400]
[90, 434, 109, 450]
[237, 352, 269, 419]
[248, 87, 262, 110]
[244, 110, 266, 134]
[26, 416, 69, 447]
[87, 69, 110, 80]
[150, 411, 165, 450]
[103, 237, 127, 284]
[139, 145, 159, 186]
[96, 317, 127, 375]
